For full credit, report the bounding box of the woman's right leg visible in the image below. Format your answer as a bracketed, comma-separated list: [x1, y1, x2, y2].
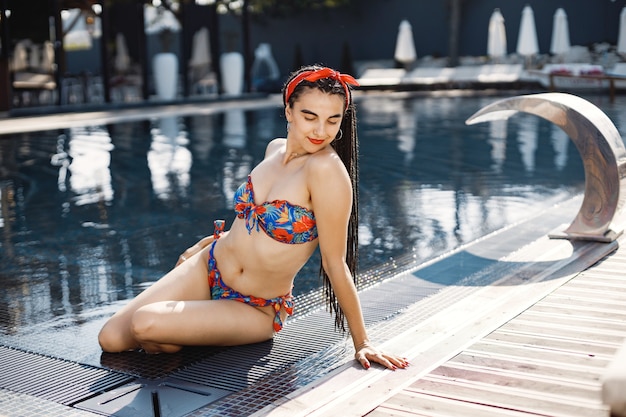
[98, 246, 212, 352]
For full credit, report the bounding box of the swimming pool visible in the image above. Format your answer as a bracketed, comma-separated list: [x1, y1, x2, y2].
[1, 92, 623, 337]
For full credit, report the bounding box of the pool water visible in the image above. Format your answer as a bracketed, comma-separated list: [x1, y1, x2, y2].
[1, 92, 624, 335]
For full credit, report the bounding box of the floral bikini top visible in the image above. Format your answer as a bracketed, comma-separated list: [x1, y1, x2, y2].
[234, 175, 318, 244]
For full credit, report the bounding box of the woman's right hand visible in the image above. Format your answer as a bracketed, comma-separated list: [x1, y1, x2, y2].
[175, 235, 215, 267]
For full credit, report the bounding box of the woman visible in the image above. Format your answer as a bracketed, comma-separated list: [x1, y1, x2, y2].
[98, 65, 409, 371]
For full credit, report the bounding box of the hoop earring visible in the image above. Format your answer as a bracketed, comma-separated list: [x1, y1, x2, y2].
[286, 122, 291, 132]
[335, 129, 343, 140]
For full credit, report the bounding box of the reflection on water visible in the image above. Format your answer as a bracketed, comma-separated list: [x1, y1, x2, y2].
[488, 119, 507, 173]
[67, 127, 115, 206]
[148, 117, 192, 200]
[221, 109, 254, 205]
[517, 115, 538, 173]
[2, 94, 624, 334]
[551, 123, 569, 171]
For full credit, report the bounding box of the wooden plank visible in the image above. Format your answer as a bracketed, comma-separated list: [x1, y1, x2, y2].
[551, 286, 626, 303]
[486, 323, 624, 348]
[568, 273, 626, 283]
[518, 310, 626, 330]
[546, 293, 626, 312]
[367, 405, 431, 417]
[564, 280, 626, 292]
[529, 302, 626, 320]
[512, 315, 626, 334]
[492, 316, 626, 344]
[467, 340, 612, 368]
[448, 351, 604, 382]
[377, 390, 534, 417]
[429, 364, 601, 402]
[404, 376, 608, 417]
[464, 342, 609, 376]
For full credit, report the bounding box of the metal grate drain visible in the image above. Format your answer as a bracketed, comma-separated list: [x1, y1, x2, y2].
[172, 313, 345, 393]
[74, 378, 232, 417]
[99, 345, 229, 379]
[0, 345, 133, 406]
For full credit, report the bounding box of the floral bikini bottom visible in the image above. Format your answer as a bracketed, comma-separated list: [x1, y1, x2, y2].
[207, 220, 294, 332]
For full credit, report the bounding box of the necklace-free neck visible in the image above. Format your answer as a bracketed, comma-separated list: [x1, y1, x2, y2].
[283, 136, 308, 164]
[287, 151, 308, 162]
[282, 148, 309, 164]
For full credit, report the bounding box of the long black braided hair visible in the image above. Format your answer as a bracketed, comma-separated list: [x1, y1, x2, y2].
[282, 65, 359, 331]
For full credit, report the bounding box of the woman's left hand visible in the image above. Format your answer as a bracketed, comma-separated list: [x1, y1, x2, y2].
[354, 341, 409, 370]
[175, 235, 216, 267]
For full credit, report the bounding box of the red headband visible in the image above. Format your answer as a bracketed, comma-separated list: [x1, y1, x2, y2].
[284, 67, 359, 108]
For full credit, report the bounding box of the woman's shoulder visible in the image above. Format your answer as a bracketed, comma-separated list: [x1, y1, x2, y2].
[265, 138, 286, 157]
[305, 149, 352, 210]
[306, 147, 349, 181]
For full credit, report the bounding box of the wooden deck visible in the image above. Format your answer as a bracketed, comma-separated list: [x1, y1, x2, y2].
[256, 214, 626, 417]
[370, 248, 626, 417]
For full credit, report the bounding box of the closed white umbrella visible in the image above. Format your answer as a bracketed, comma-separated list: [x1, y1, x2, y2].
[114, 33, 130, 74]
[550, 8, 571, 56]
[29, 44, 41, 71]
[516, 5, 539, 57]
[189, 27, 211, 70]
[12, 41, 28, 72]
[487, 8, 507, 59]
[41, 41, 55, 73]
[618, 7, 626, 56]
[394, 20, 417, 66]
[251, 43, 280, 85]
[189, 27, 212, 92]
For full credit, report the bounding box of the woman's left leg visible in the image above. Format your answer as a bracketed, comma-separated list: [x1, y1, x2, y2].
[99, 242, 278, 353]
[98, 246, 213, 352]
[130, 298, 276, 353]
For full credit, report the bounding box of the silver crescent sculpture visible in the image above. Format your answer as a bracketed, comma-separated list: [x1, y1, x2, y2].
[466, 92, 626, 242]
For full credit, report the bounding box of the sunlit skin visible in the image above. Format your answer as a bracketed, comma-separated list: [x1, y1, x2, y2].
[98, 86, 409, 371]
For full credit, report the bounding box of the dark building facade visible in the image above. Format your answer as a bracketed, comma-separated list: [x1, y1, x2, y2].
[3, 0, 626, 110]
[239, 0, 626, 75]
[66, 0, 626, 76]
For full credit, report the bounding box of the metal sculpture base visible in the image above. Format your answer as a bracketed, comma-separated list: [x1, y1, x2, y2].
[548, 224, 623, 243]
